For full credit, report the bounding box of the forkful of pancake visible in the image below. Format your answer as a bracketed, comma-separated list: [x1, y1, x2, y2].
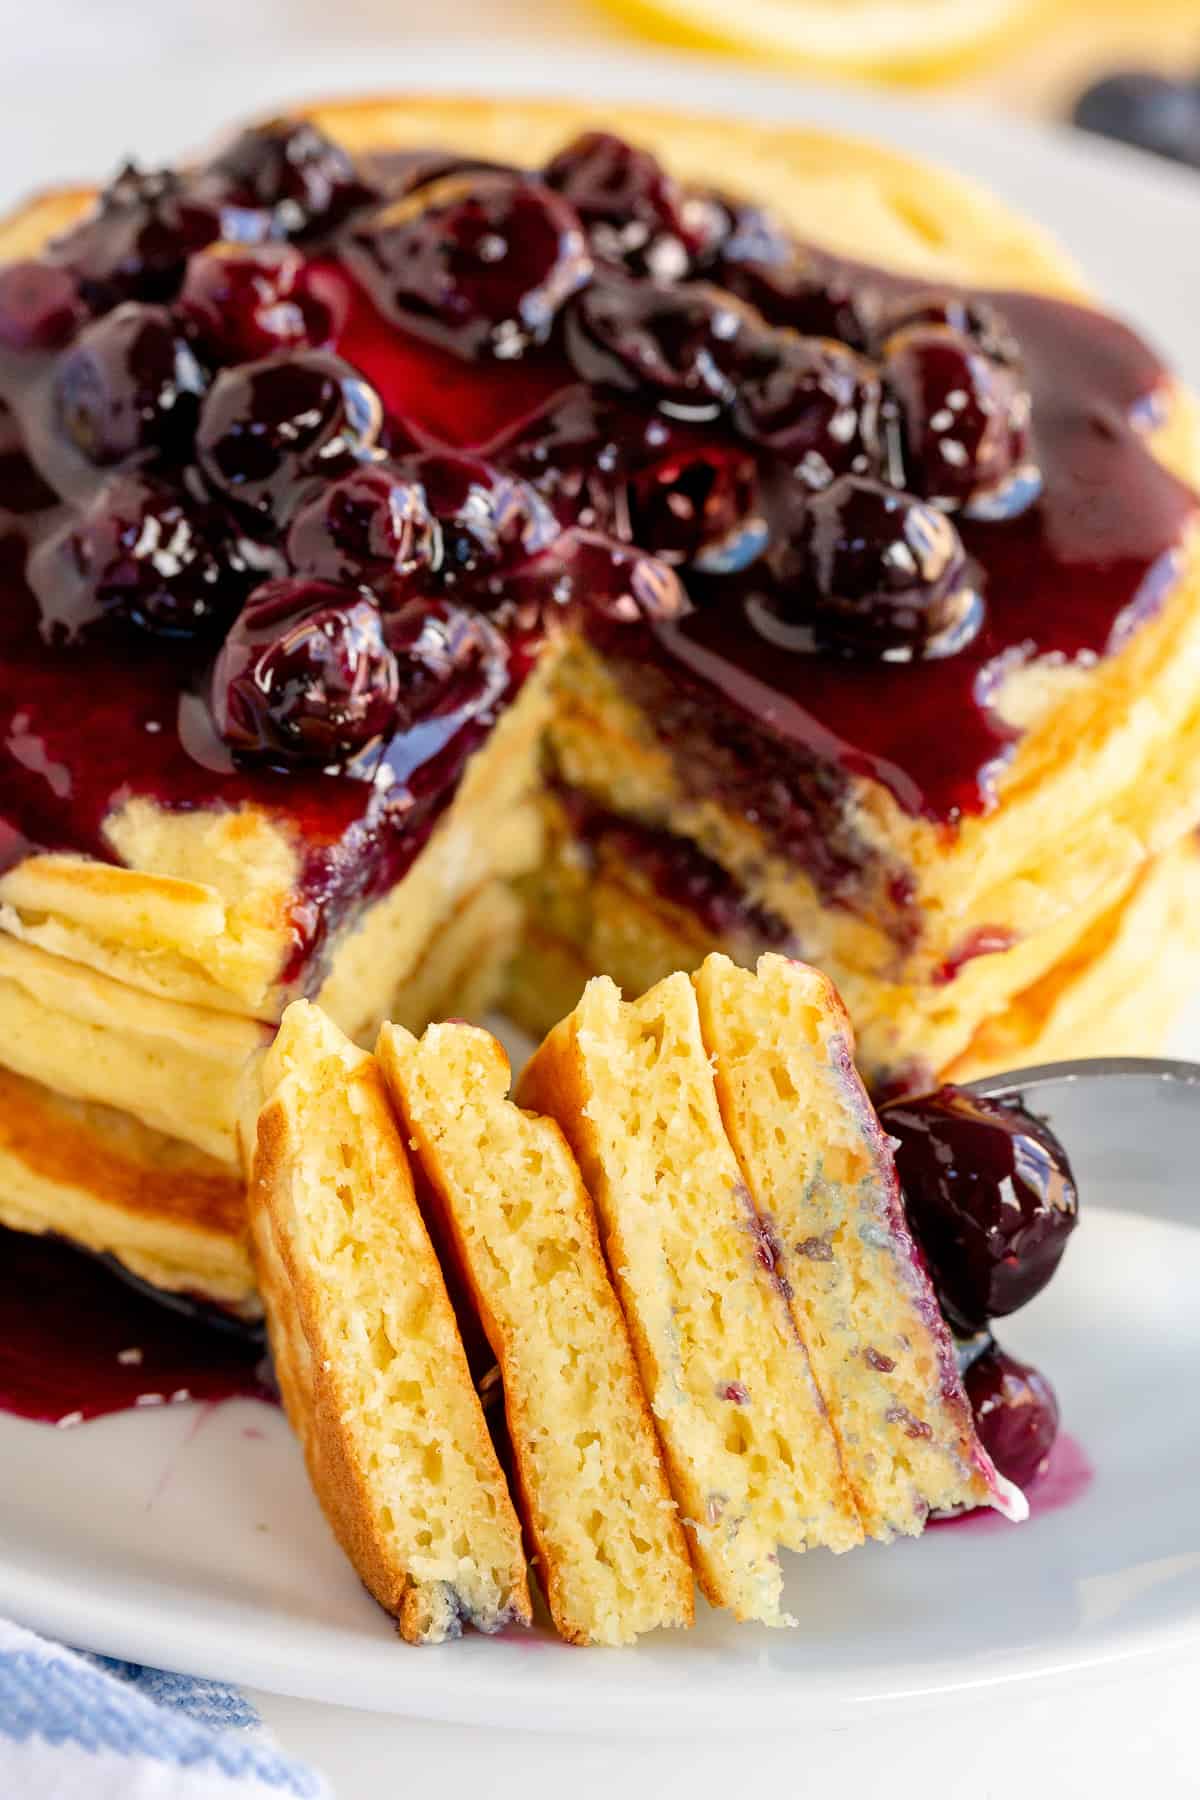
[241, 952, 1030, 1648]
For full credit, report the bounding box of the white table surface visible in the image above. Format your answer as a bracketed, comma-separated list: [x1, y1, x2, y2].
[3, 6, 1200, 1794]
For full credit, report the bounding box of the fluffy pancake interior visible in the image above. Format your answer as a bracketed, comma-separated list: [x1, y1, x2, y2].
[518, 972, 862, 1628]
[250, 999, 530, 1643]
[377, 1018, 694, 1646]
[692, 954, 1004, 1536]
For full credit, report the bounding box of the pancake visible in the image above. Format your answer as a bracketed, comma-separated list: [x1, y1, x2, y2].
[247, 999, 531, 1643]
[691, 952, 1021, 1537]
[376, 1017, 694, 1645]
[0, 1062, 252, 1307]
[518, 969, 864, 1626]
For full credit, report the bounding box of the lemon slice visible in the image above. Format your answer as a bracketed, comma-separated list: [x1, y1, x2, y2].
[599, 0, 1056, 85]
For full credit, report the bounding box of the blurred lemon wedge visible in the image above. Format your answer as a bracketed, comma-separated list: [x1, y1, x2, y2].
[599, 0, 1056, 84]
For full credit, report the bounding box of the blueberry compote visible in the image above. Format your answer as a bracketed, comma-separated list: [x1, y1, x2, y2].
[0, 118, 1193, 985]
[0, 1224, 271, 1425]
[883, 1084, 1079, 1490]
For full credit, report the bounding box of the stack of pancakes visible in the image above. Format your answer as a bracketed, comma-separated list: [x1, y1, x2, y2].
[3, 95, 1200, 1310]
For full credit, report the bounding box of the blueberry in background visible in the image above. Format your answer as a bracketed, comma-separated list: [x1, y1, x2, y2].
[1073, 70, 1200, 170]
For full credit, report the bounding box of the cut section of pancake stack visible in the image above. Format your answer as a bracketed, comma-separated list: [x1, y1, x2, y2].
[244, 955, 1024, 1648]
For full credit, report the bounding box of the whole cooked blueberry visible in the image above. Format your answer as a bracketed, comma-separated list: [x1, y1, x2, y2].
[31, 470, 256, 641]
[46, 163, 236, 309]
[1073, 72, 1200, 168]
[200, 118, 378, 236]
[345, 171, 592, 360]
[882, 324, 1038, 518]
[882, 1084, 1079, 1334]
[733, 330, 881, 482]
[565, 278, 752, 414]
[547, 529, 689, 625]
[363, 147, 517, 201]
[178, 243, 331, 363]
[769, 474, 981, 658]
[0, 259, 87, 352]
[403, 451, 559, 590]
[53, 302, 207, 467]
[626, 444, 762, 569]
[384, 595, 510, 731]
[715, 246, 873, 351]
[543, 130, 717, 278]
[195, 350, 382, 525]
[701, 196, 793, 272]
[871, 288, 1019, 366]
[964, 1343, 1060, 1489]
[286, 462, 437, 593]
[212, 576, 399, 764]
[498, 387, 629, 531]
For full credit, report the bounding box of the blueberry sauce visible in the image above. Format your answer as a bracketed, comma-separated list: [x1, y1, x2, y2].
[632, 280, 1192, 824]
[552, 784, 797, 947]
[0, 121, 1191, 996]
[0, 1224, 272, 1425]
[928, 1431, 1093, 1529]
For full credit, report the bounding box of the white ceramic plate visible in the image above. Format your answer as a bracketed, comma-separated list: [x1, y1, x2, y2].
[3, 1039, 1200, 1730]
[2, 44, 1200, 1736]
[1, 1183, 1198, 1728]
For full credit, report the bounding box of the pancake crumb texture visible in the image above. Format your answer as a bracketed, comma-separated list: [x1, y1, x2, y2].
[248, 1000, 531, 1645]
[377, 1019, 694, 1646]
[518, 971, 863, 1629]
[694, 954, 997, 1539]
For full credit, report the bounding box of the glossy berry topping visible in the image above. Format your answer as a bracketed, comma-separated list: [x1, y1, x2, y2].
[201, 120, 377, 237]
[0, 260, 87, 352]
[0, 112, 1187, 970]
[565, 279, 751, 414]
[405, 451, 560, 591]
[767, 474, 981, 658]
[285, 462, 437, 594]
[626, 444, 762, 569]
[346, 172, 592, 360]
[383, 595, 509, 732]
[52, 302, 207, 468]
[364, 148, 518, 201]
[733, 332, 880, 482]
[872, 289, 1019, 366]
[700, 197, 792, 274]
[1073, 72, 1200, 169]
[46, 164, 234, 309]
[563, 530, 689, 623]
[212, 577, 399, 766]
[715, 244, 873, 351]
[178, 243, 330, 363]
[32, 471, 258, 642]
[882, 1084, 1079, 1334]
[964, 1343, 1060, 1489]
[882, 324, 1037, 518]
[543, 130, 715, 279]
[195, 350, 382, 525]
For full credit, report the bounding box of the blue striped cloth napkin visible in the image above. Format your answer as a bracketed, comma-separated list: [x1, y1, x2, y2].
[0, 1618, 331, 1798]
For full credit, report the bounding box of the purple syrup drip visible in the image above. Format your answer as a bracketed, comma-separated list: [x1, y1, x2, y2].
[0, 1225, 274, 1426]
[928, 1431, 1094, 1531]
